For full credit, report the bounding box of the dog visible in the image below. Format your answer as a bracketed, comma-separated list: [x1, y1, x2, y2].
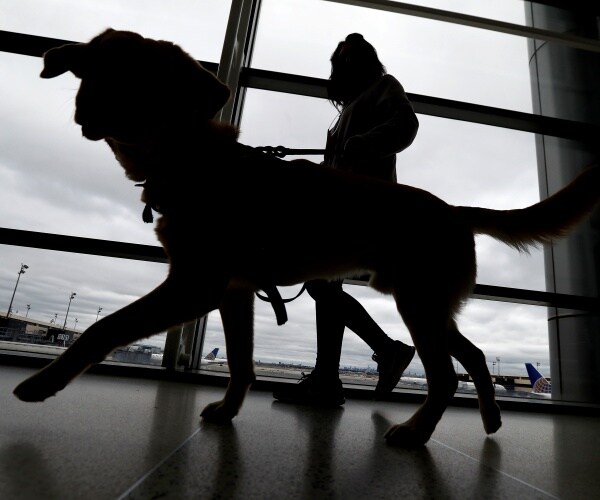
[13, 29, 600, 447]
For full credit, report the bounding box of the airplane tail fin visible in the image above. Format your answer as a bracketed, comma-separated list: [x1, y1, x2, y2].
[456, 165, 600, 252]
[525, 363, 552, 394]
[204, 348, 219, 360]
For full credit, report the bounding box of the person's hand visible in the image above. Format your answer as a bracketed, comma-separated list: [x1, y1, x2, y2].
[257, 145, 287, 157]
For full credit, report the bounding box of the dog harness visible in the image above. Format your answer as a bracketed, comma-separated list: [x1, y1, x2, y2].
[134, 145, 307, 326]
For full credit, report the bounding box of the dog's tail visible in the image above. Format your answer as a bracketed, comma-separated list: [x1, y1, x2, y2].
[455, 164, 600, 252]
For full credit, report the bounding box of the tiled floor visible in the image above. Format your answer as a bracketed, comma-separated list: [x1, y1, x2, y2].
[1, 364, 598, 499]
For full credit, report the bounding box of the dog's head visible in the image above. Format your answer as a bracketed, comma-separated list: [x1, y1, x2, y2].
[41, 28, 231, 144]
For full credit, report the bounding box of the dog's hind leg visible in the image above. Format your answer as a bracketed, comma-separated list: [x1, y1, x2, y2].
[201, 286, 256, 423]
[384, 291, 458, 447]
[448, 323, 501, 434]
[13, 273, 228, 403]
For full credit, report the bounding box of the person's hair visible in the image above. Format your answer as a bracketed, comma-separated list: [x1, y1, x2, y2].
[328, 33, 386, 110]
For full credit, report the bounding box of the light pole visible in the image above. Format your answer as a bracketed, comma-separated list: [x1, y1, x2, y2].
[6, 263, 28, 318]
[50, 313, 57, 324]
[496, 357, 501, 377]
[26, 304, 31, 318]
[73, 318, 78, 330]
[96, 307, 103, 322]
[62, 292, 76, 330]
[492, 361, 496, 375]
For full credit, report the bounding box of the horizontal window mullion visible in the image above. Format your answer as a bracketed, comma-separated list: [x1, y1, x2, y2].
[240, 67, 600, 142]
[344, 277, 600, 312]
[2, 228, 598, 312]
[324, 0, 600, 53]
[0, 30, 219, 73]
[0, 30, 71, 58]
[2, 30, 598, 142]
[0, 228, 166, 263]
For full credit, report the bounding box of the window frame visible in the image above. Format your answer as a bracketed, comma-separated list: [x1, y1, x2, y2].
[0, 0, 598, 382]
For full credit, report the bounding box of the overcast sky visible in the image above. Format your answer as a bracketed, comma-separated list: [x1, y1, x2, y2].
[1, 1, 556, 378]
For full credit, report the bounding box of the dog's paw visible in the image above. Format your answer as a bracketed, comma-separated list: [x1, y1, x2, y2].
[13, 374, 64, 402]
[200, 400, 238, 424]
[13, 355, 89, 403]
[384, 424, 431, 448]
[480, 402, 502, 435]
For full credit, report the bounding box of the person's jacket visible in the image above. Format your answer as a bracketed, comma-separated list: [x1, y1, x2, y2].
[324, 74, 419, 182]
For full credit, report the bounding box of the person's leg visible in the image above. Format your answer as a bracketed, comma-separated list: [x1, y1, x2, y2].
[310, 279, 346, 379]
[339, 288, 415, 395]
[272, 279, 346, 406]
[341, 290, 394, 352]
[272, 280, 415, 405]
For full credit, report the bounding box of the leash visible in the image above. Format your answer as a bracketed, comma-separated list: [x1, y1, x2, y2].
[255, 283, 307, 326]
[249, 146, 320, 324]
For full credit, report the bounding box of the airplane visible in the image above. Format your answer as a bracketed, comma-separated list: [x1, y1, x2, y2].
[397, 376, 507, 394]
[201, 347, 227, 366]
[150, 347, 226, 365]
[525, 363, 552, 398]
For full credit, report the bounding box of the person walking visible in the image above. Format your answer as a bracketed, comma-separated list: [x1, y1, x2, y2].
[273, 33, 419, 406]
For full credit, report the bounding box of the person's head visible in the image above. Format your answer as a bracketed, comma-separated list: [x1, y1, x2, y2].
[328, 33, 386, 109]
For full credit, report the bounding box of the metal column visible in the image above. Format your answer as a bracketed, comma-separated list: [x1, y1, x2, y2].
[526, 3, 600, 402]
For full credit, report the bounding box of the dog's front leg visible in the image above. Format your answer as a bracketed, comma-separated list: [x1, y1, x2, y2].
[201, 286, 256, 423]
[14, 274, 226, 402]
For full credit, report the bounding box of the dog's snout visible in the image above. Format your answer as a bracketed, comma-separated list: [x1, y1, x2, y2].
[75, 112, 105, 141]
[80, 124, 105, 141]
[74, 98, 108, 141]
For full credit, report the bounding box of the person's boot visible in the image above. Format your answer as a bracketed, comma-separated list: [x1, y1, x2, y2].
[273, 371, 345, 407]
[372, 341, 416, 396]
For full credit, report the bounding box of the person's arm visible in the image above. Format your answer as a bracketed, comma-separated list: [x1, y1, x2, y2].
[343, 75, 419, 160]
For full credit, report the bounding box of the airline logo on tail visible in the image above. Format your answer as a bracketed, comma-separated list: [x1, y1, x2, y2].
[525, 363, 551, 396]
[204, 348, 219, 360]
[201, 348, 226, 365]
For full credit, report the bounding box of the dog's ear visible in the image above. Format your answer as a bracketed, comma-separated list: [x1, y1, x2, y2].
[187, 63, 231, 118]
[40, 43, 87, 79]
[156, 40, 231, 118]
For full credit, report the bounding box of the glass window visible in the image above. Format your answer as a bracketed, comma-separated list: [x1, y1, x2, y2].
[251, 0, 533, 113]
[238, 89, 334, 152]
[204, 281, 551, 399]
[0, 51, 159, 245]
[0, 245, 169, 364]
[4, 0, 587, 401]
[1, 0, 232, 61]
[340, 286, 550, 399]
